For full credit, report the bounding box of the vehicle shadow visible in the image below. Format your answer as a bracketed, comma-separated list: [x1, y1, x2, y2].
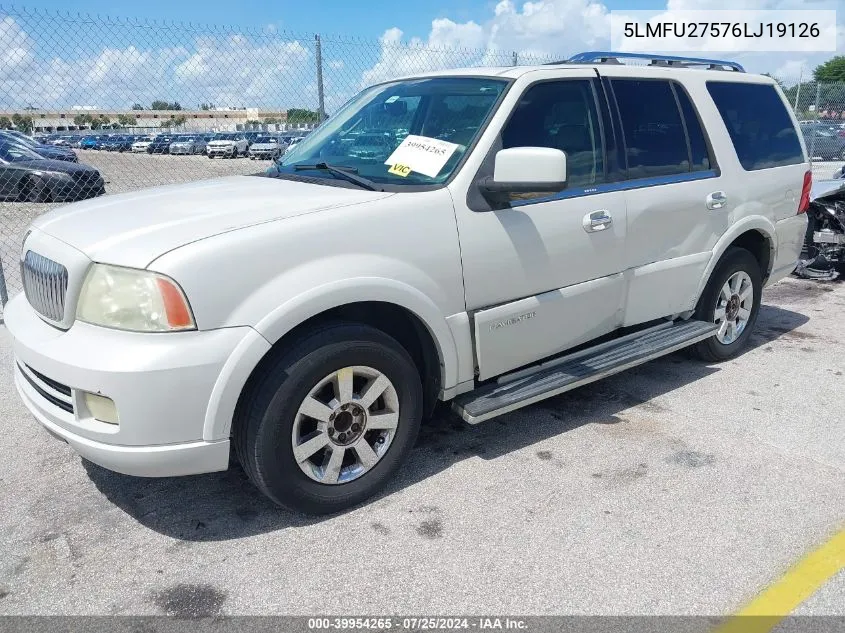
[82, 302, 809, 541]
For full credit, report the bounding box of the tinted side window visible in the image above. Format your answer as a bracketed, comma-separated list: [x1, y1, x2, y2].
[502, 80, 604, 187]
[707, 82, 803, 170]
[675, 86, 712, 172]
[611, 79, 689, 179]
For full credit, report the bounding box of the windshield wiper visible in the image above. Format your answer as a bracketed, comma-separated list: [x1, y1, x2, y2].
[293, 162, 382, 191]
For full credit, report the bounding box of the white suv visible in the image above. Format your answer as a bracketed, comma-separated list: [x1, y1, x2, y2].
[206, 133, 249, 158]
[6, 53, 809, 514]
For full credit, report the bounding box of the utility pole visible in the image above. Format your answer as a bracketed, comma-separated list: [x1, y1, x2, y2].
[315, 34, 326, 123]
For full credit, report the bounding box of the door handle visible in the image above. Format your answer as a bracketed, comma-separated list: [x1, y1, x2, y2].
[706, 191, 728, 210]
[583, 210, 612, 233]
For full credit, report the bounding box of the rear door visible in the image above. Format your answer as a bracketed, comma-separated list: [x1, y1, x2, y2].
[596, 70, 728, 325]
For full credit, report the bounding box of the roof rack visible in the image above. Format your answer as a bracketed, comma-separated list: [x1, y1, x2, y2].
[547, 51, 745, 72]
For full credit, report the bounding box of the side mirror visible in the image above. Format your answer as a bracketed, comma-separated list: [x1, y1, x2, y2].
[480, 147, 567, 197]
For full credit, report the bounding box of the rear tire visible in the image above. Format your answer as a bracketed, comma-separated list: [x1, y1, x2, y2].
[234, 322, 423, 514]
[690, 247, 762, 362]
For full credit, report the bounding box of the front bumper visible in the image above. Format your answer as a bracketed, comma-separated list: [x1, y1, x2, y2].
[207, 145, 237, 156]
[249, 149, 278, 159]
[4, 293, 261, 477]
[50, 177, 105, 202]
[170, 146, 195, 155]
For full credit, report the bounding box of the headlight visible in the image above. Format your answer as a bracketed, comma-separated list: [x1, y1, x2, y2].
[77, 264, 196, 332]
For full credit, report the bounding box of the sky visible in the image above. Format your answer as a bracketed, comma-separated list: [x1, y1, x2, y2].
[1, 0, 843, 113]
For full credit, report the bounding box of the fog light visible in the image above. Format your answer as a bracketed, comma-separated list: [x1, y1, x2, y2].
[83, 392, 119, 425]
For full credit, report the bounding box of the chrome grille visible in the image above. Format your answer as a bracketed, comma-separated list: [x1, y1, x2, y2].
[21, 250, 69, 322]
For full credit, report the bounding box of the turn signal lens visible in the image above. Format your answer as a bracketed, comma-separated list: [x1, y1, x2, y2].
[156, 277, 194, 329]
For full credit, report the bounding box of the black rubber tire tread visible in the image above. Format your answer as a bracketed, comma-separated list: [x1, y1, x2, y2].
[233, 321, 423, 514]
[690, 247, 762, 362]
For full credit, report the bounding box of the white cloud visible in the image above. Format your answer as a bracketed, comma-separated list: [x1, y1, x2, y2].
[361, 0, 843, 86]
[0, 15, 315, 111]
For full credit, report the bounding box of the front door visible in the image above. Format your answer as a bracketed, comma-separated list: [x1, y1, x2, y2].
[452, 74, 628, 380]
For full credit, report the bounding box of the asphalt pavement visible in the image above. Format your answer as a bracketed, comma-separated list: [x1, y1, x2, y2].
[0, 276, 843, 616]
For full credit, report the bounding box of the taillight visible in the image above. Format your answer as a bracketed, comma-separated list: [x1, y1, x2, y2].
[798, 170, 812, 214]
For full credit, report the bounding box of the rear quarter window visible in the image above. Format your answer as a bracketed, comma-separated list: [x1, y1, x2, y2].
[706, 82, 804, 171]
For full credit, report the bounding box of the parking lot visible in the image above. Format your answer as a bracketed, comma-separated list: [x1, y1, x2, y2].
[0, 148, 843, 620]
[0, 274, 843, 617]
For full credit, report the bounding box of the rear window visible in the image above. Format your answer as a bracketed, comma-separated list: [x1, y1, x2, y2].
[706, 82, 803, 170]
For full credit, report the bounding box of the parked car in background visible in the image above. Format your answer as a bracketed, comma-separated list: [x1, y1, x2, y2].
[0, 131, 78, 162]
[802, 125, 845, 161]
[283, 136, 305, 156]
[169, 136, 208, 155]
[131, 136, 154, 153]
[0, 139, 104, 202]
[147, 136, 174, 154]
[102, 136, 134, 152]
[47, 136, 75, 147]
[248, 135, 283, 160]
[76, 136, 99, 150]
[206, 132, 248, 158]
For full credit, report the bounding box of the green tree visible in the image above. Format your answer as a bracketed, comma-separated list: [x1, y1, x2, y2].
[263, 116, 282, 125]
[11, 113, 33, 132]
[160, 115, 187, 128]
[814, 56, 845, 82]
[0, 115, 12, 129]
[117, 113, 136, 127]
[286, 108, 321, 125]
[132, 103, 144, 110]
[151, 100, 182, 111]
[199, 102, 215, 110]
[73, 113, 92, 128]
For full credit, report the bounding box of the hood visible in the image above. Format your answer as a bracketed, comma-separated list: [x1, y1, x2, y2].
[208, 139, 236, 145]
[811, 179, 845, 202]
[15, 159, 97, 176]
[133, 140, 151, 146]
[32, 175, 394, 268]
[251, 143, 278, 149]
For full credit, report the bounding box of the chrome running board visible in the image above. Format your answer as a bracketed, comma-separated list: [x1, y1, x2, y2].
[453, 320, 718, 424]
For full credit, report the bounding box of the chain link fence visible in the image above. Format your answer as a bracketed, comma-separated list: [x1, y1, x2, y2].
[1, 5, 844, 307]
[0, 6, 557, 305]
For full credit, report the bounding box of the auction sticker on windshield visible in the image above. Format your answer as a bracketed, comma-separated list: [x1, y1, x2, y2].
[385, 135, 460, 178]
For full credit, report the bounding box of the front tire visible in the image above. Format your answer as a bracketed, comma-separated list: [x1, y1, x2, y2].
[690, 247, 762, 362]
[234, 323, 423, 514]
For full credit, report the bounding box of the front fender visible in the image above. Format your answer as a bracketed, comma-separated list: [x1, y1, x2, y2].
[253, 275, 460, 390]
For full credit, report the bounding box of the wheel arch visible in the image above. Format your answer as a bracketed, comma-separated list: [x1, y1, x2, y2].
[203, 283, 458, 442]
[693, 217, 776, 309]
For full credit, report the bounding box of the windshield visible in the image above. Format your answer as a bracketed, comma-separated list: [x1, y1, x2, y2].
[212, 133, 239, 140]
[255, 136, 276, 143]
[272, 76, 507, 186]
[0, 141, 44, 162]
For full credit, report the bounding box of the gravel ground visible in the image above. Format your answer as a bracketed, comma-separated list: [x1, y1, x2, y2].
[0, 276, 843, 617]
